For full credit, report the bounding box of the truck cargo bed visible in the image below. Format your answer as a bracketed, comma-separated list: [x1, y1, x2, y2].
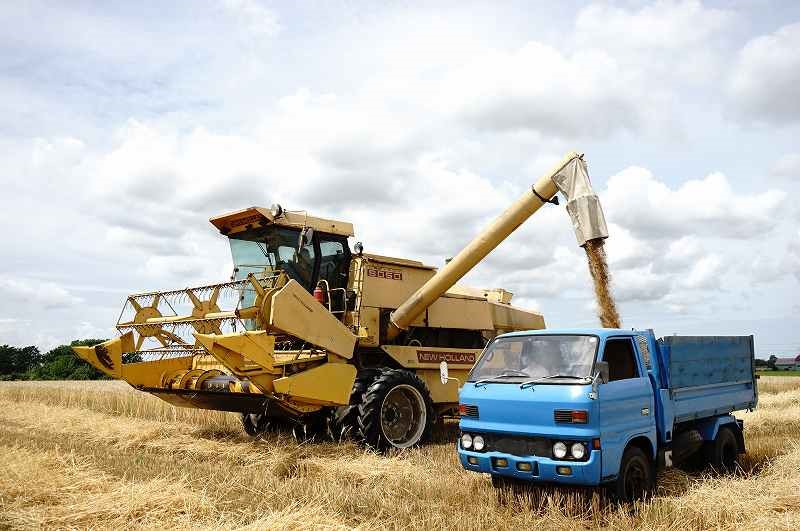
[660, 336, 757, 423]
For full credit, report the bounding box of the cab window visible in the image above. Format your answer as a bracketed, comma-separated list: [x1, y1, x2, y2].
[318, 239, 349, 291]
[603, 338, 640, 381]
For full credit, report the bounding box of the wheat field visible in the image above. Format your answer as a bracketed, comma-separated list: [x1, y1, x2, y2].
[0, 377, 798, 530]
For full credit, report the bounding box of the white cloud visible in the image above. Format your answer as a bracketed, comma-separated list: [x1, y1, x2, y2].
[603, 167, 785, 239]
[613, 265, 672, 303]
[219, 0, 279, 39]
[771, 153, 800, 180]
[729, 22, 800, 124]
[442, 42, 649, 138]
[0, 277, 82, 309]
[576, 1, 733, 52]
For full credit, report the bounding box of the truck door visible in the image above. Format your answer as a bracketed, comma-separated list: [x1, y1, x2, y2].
[598, 337, 656, 479]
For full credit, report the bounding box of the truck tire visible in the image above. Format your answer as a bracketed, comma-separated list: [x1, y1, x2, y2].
[705, 426, 738, 472]
[609, 446, 654, 503]
[330, 369, 379, 442]
[358, 368, 434, 451]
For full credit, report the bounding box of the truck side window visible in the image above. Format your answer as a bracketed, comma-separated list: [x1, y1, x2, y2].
[603, 338, 639, 381]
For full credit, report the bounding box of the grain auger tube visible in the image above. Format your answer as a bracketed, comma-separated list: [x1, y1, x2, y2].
[387, 151, 610, 340]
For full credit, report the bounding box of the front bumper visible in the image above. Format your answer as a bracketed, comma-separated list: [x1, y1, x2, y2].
[458, 447, 602, 485]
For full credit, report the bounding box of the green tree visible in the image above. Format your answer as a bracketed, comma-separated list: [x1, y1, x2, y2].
[768, 355, 778, 371]
[0, 345, 41, 379]
[25, 339, 108, 380]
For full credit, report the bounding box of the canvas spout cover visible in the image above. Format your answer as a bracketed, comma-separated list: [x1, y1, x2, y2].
[551, 156, 609, 245]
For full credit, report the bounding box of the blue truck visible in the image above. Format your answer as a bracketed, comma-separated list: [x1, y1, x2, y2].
[457, 328, 757, 501]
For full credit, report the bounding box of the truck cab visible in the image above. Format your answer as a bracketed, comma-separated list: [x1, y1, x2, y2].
[457, 328, 757, 501]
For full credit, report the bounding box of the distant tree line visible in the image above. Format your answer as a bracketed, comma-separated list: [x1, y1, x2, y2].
[0, 339, 108, 380]
[754, 355, 779, 370]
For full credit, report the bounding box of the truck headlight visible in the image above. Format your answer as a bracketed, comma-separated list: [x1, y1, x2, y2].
[553, 441, 567, 459]
[461, 433, 473, 449]
[570, 442, 585, 460]
[473, 435, 485, 451]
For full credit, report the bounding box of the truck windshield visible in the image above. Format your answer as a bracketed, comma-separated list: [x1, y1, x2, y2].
[468, 335, 599, 383]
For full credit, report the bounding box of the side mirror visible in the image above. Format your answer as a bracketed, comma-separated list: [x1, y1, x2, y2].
[595, 361, 610, 384]
[440, 361, 460, 386]
[298, 227, 314, 250]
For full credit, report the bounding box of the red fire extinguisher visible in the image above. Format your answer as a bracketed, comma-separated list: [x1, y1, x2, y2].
[313, 286, 325, 304]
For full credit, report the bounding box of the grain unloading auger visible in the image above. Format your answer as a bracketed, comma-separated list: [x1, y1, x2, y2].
[74, 151, 609, 449]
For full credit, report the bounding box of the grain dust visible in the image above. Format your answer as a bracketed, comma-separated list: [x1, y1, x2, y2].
[584, 238, 621, 329]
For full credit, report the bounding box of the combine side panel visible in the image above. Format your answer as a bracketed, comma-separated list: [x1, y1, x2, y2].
[269, 280, 357, 359]
[273, 363, 357, 406]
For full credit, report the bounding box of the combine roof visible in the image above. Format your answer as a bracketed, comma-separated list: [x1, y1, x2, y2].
[210, 206, 354, 237]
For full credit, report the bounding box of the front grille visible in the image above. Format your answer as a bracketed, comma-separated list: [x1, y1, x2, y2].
[460, 404, 479, 418]
[554, 410, 573, 423]
[485, 434, 551, 457]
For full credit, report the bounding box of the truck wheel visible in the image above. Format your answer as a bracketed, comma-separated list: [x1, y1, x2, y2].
[330, 369, 379, 442]
[610, 446, 654, 503]
[705, 426, 738, 472]
[358, 368, 434, 451]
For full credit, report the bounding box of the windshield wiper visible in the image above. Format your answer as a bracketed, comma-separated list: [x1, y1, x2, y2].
[474, 370, 530, 387]
[519, 374, 590, 389]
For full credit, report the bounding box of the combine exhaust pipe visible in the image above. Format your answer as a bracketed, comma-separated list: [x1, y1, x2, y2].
[387, 151, 608, 339]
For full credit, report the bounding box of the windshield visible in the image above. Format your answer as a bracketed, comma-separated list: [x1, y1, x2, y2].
[468, 334, 599, 383]
[229, 227, 315, 288]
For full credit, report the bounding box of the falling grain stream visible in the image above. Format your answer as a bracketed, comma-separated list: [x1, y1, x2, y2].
[583, 238, 621, 329]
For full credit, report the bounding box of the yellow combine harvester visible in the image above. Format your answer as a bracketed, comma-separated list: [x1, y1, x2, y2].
[74, 151, 608, 449]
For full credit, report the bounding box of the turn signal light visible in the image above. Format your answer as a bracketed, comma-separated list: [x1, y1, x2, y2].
[459, 404, 479, 418]
[570, 410, 588, 423]
[554, 409, 588, 423]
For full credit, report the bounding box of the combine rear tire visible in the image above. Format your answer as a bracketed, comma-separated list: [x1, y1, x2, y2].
[358, 368, 434, 451]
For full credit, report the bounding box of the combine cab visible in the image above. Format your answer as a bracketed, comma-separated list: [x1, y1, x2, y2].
[75, 151, 608, 449]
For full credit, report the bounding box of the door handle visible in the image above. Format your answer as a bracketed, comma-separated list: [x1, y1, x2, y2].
[641, 407, 650, 416]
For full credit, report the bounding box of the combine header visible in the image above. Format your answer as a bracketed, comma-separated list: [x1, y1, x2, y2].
[75, 151, 609, 449]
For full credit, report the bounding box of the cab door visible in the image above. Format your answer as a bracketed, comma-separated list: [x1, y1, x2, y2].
[597, 336, 656, 478]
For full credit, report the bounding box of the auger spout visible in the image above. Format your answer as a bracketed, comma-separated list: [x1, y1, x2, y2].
[386, 151, 609, 339]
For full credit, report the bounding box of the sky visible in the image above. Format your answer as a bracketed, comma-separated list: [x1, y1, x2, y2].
[0, 0, 798, 358]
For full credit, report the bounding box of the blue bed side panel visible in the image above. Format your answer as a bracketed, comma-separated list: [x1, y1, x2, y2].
[661, 335, 754, 388]
[659, 335, 757, 423]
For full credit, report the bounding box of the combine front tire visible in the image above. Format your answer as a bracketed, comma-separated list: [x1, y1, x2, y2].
[330, 369, 379, 442]
[358, 368, 434, 451]
[240, 412, 288, 437]
[240, 412, 265, 436]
